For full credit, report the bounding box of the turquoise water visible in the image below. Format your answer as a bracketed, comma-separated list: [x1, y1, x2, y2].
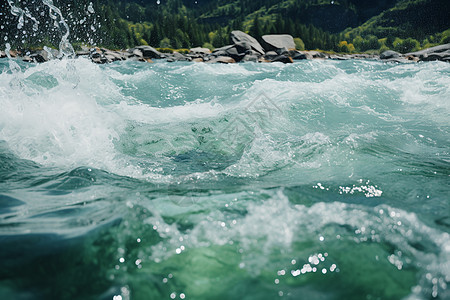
[0, 58, 449, 300]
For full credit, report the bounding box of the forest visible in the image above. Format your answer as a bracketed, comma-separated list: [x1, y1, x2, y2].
[0, 0, 449, 54]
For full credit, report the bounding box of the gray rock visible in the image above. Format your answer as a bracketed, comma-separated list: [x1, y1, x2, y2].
[167, 51, 192, 62]
[22, 56, 34, 63]
[262, 34, 296, 52]
[383, 57, 413, 64]
[224, 46, 246, 61]
[270, 55, 294, 64]
[134, 45, 162, 59]
[380, 50, 401, 60]
[329, 54, 349, 60]
[76, 50, 90, 57]
[275, 47, 290, 55]
[234, 41, 252, 53]
[241, 54, 259, 62]
[29, 52, 47, 63]
[290, 51, 312, 60]
[407, 43, 450, 58]
[132, 49, 143, 57]
[104, 51, 124, 61]
[207, 56, 236, 64]
[42, 48, 59, 60]
[91, 56, 108, 64]
[230, 30, 265, 55]
[264, 51, 278, 60]
[308, 51, 328, 59]
[213, 45, 234, 53]
[190, 47, 211, 55]
[419, 51, 450, 62]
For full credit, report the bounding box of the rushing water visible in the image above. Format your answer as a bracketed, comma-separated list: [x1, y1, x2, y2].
[0, 58, 449, 300]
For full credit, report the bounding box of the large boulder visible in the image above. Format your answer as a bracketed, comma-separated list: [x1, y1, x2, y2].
[190, 47, 211, 55]
[290, 51, 312, 60]
[419, 51, 450, 62]
[207, 56, 236, 64]
[230, 30, 265, 55]
[167, 51, 192, 62]
[270, 55, 293, 64]
[406, 43, 450, 57]
[212, 44, 249, 62]
[261, 34, 296, 52]
[380, 50, 401, 60]
[134, 45, 162, 59]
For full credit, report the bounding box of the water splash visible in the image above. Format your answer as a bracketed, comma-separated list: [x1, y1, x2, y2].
[41, 0, 75, 58]
[5, 0, 75, 59]
[6, 0, 40, 31]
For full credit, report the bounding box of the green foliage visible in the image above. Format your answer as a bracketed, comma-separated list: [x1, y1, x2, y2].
[156, 48, 175, 53]
[1, 0, 448, 53]
[175, 49, 190, 54]
[392, 37, 420, 53]
[159, 38, 172, 48]
[294, 37, 305, 51]
[202, 42, 215, 51]
[337, 41, 356, 53]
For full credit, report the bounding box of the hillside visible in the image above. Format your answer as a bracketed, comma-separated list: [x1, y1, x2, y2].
[0, 0, 449, 53]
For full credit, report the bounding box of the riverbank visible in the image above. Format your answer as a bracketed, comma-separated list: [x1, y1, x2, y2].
[2, 31, 450, 64]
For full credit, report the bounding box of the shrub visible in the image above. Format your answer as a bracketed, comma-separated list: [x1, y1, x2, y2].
[393, 37, 420, 53]
[294, 37, 305, 51]
[337, 41, 355, 53]
[202, 42, 214, 51]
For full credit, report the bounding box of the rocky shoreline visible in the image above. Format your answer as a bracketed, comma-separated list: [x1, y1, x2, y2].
[2, 31, 449, 64]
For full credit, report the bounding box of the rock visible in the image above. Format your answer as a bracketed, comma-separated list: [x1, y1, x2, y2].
[264, 51, 278, 60]
[224, 46, 246, 61]
[419, 51, 450, 62]
[380, 50, 401, 59]
[190, 47, 211, 55]
[76, 50, 90, 57]
[308, 51, 328, 59]
[234, 41, 252, 53]
[29, 52, 47, 63]
[122, 52, 134, 59]
[404, 55, 420, 62]
[91, 56, 108, 64]
[42, 48, 59, 60]
[271, 55, 294, 64]
[275, 47, 290, 56]
[167, 51, 192, 62]
[128, 56, 146, 62]
[383, 57, 413, 64]
[192, 58, 204, 62]
[261, 34, 296, 52]
[213, 45, 234, 53]
[22, 56, 34, 63]
[212, 45, 247, 62]
[134, 45, 162, 59]
[132, 48, 143, 58]
[407, 43, 450, 58]
[207, 56, 236, 64]
[241, 54, 259, 62]
[0, 50, 5, 58]
[329, 54, 349, 60]
[290, 51, 312, 60]
[90, 52, 102, 59]
[103, 50, 124, 61]
[230, 30, 265, 55]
